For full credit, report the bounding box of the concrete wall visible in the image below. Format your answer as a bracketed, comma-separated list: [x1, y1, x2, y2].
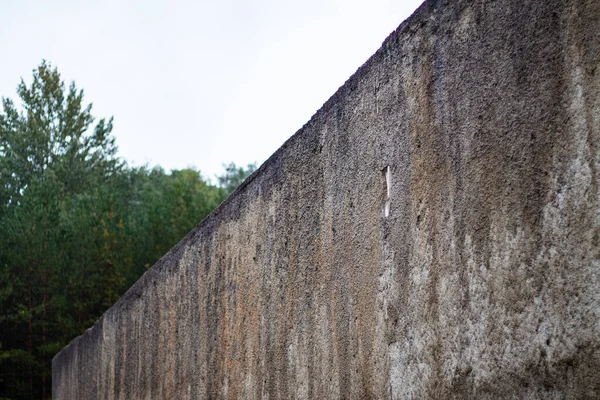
[53, 0, 600, 398]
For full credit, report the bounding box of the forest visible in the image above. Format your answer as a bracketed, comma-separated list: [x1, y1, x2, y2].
[0, 62, 256, 399]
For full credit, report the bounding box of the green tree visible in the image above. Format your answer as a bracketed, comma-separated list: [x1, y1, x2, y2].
[0, 62, 255, 399]
[0, 61, 120, 399]
[124, 167, 226, 270]
[0, 61, 118, 210]
[217, 162, 257, 196]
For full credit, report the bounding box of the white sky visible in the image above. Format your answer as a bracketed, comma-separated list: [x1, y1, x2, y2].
[1, 0, 424, 180]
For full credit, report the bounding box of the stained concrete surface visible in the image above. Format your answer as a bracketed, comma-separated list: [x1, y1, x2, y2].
[53, 0, 600, 398]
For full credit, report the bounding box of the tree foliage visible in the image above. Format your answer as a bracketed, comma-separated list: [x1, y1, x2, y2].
[0, 62, 254, 399]
[217, 162, 257, 195]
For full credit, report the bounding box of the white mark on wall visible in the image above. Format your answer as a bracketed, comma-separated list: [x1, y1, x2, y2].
[384, 166, 391, 217]
[375, 76, 380, 114]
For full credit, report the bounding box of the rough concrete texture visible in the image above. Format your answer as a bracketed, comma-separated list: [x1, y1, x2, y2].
[53, 0, 600, 398]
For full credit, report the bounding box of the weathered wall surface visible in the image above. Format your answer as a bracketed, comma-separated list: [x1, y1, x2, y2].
[53, 0, 600, 398]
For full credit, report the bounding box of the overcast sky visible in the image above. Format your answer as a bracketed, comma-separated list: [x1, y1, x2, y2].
[1, 0, 424, 180]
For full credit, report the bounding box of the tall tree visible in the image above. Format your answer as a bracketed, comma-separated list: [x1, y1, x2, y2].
[0, 61, 119, 399]
[0, 60, 118, 209]
[0, 62, 256, 399]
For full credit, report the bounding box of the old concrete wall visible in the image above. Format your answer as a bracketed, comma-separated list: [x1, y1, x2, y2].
[53, 0, 600, 398]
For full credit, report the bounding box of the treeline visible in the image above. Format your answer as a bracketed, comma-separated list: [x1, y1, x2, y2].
[0, 62, 255, 399]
